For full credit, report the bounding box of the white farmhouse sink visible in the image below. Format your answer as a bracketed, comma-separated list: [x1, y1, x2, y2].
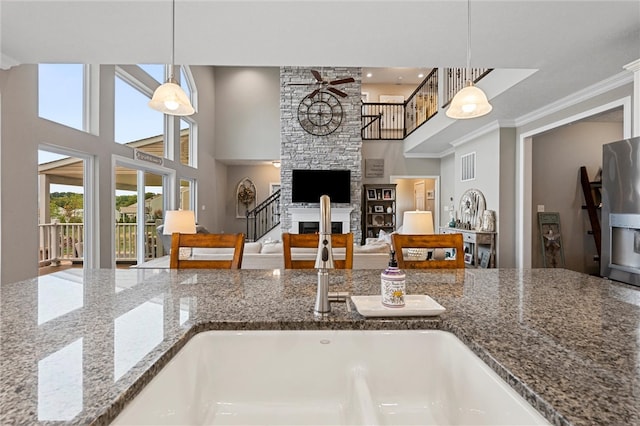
[112, 330, 549, 425]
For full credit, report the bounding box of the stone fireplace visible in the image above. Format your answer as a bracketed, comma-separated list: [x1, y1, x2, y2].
[279, 66, 363, 242]
[289, 207, 354, 234]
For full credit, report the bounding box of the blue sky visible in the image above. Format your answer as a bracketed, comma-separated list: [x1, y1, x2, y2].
[38, 64, 187, 194]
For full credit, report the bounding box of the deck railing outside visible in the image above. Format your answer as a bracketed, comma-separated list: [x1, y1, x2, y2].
[39, 222, 162, 266]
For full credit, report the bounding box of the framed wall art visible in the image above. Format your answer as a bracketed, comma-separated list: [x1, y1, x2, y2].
[538, 212, 565, 268]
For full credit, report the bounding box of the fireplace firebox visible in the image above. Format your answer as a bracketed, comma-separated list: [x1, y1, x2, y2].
[299, 221, 343, 234]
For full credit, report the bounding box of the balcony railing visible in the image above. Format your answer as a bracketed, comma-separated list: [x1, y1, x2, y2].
[441, 67, 492, 108]
[246, 189, 281, 242]
[404, 68, 438, 137]
[362, 67, 491, 140]
[39, 222, 163, 266]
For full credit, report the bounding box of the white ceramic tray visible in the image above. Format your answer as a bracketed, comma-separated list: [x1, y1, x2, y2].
[350, 295, 446, 317]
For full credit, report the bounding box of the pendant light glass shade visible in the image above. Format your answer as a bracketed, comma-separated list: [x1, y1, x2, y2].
[149, 75, 194, 116]
[446, 80, 492, 119]
[148, 0, 195, 116]
[445, 0, 492, 120]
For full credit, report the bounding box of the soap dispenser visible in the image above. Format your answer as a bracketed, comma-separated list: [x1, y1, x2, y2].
[381, 250, 406, 307]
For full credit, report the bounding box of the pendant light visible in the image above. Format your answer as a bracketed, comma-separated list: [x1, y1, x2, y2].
[446, 0, 492, 119]
[148, 0, 195, 116]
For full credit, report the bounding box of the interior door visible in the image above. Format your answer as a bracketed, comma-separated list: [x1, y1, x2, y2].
[414, 181, 425, 210]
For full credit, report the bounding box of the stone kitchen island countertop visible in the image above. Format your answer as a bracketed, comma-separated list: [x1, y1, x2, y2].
[1, 268, 639, 425]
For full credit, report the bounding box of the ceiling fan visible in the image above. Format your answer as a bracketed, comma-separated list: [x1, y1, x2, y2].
[288, 69, 355, 98]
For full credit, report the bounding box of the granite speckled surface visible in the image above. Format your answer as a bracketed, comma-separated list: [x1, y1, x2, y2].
[1, 268, 639, 425]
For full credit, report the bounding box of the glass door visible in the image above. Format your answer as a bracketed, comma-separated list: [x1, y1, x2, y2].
[38, 148, 92, 275]
[114, 157, 174, 266]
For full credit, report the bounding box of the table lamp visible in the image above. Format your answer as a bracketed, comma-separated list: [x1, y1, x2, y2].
[163, 210, 196, 258]
[402, 210, 434, 259]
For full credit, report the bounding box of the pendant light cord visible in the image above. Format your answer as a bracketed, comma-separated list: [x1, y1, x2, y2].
[169, 0, 176, 80]
[466, 0, 471, 80]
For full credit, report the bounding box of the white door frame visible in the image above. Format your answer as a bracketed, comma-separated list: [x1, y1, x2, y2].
[112, 155, 176, 266]
[389, 175, 440, 231]
[39, 144, 98, 269]
[516, 97, 631, 268]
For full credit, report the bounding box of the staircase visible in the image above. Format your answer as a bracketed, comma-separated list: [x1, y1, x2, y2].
[246, 190, 281, 242]
[579, 166, 602, 261]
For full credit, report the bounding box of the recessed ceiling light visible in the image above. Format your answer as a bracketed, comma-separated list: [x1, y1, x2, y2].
[398, 76, 403, 80]
[418, 73, 424, 78]
[366, 73, 373, 78]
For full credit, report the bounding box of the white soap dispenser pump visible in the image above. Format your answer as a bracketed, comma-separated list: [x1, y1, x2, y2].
[381, 250, 406, 307]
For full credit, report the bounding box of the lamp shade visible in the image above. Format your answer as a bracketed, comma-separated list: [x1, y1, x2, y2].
[446, 81, 492, 119]
[149, 81, 195, 116]
[163, 210, 196, 235]
[402, 211, 434, 235]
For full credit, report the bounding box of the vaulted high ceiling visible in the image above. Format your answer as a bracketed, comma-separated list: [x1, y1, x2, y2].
[2, 0, 639, 154]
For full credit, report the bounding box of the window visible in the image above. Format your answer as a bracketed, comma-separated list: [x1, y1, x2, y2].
[38, 64, 85, 131]
[179, 179, 195, 210]
[180, 67, 190, 97]
[179, 119, 194, 166]
[114, 75, 164, 157]
[139, 64, 164, 83]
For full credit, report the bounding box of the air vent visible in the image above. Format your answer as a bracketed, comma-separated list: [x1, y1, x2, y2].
[461, 152, 476, 181]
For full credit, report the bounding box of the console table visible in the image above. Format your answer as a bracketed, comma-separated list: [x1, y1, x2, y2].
[440, 227, 496, 268]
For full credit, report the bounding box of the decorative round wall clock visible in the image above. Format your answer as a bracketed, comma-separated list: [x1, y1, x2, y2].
[297, 91, 343, 136]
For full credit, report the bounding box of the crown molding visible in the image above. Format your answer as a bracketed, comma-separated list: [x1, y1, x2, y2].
[449, 121, 502, 148]
[623, 59, 640, 72]
[0, 53, 20, 70]
[514, 71, 633, 128]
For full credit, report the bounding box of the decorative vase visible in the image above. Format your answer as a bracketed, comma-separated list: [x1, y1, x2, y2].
[481, 210, 496, 232]
[386, 206, 392, 214]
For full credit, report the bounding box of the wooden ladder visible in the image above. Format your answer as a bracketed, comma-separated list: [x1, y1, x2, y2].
[579, 166, 601, 260]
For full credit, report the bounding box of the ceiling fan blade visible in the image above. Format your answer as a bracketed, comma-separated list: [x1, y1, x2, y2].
[328, 87, 348, 98]
[311, 70, 323, 82]
[329, 77, 355, 85]
[288, 83, 316, 85]
[308, 89, 320, 98]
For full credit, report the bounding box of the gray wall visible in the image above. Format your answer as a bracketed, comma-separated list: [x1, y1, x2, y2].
[440, 154, 455, 228]
[361, 84, 417, 103]
[224, 163, 281, 234]
[214, 67, 280, 162]
[498, 127, 517, 268]
[447, 127, 516, 267]
[361, 140, 440, 183]
[531, 121, 622, 273]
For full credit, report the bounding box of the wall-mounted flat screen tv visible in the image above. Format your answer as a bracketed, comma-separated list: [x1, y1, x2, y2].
[292, 169, 351, 203]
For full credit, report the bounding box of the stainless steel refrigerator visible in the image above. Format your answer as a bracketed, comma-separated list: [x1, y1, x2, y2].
[601, 137, 640, 286]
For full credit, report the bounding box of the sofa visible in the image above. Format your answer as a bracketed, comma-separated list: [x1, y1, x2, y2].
[140, 233, 392, 270]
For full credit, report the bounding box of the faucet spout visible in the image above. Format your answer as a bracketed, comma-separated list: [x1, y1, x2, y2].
[315, 195, 334, 269]
[315, 195, 334, 315]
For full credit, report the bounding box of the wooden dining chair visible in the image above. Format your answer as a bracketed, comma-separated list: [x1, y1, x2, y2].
[392, 233, 465, 269]
[282, 233, 354, 269]
[169, 233, 245, 269]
